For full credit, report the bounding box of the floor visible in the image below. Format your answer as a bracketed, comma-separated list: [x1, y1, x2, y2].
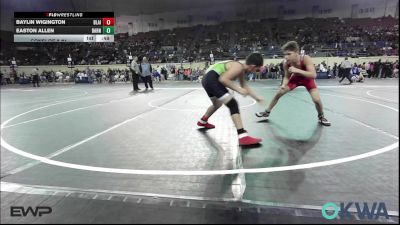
[1, 78, 398, 223]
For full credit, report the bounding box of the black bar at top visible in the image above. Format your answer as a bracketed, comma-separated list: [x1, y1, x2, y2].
[14, 12, 114, 18]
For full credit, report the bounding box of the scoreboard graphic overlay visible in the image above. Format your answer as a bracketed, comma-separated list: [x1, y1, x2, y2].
[14, 12, 114, 42]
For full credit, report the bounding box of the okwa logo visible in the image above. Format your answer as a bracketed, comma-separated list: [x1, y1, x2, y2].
[322, 202, 389, 220]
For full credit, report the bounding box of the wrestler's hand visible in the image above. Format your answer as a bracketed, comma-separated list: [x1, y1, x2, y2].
[238, 88, 249, 96]
[288, 66, 299, 74]
[255, 96, 264, 103]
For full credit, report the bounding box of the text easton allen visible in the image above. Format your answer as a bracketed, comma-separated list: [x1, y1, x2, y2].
[16, 28, 55, 33]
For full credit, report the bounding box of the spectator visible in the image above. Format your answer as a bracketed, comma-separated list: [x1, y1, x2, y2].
[152, 69, 161, 82]
[375, 59, 382, 79]
[270, 63, 277, 79]
[4, 70, 12, 84]
[161, 66, 168, 80]
[333, 62, 338, 78]
[0, 70, 4, 85]
[368, 62, 375, 78]
[327, 66, 332, 78]
[130, 56, 141, 91]
[139, 57, 154, 90]
[382, 59, 392, 78]
[32, 67, 40, 87]
[393, 60, 399, 78]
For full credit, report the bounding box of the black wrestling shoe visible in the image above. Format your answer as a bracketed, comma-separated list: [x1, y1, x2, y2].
[318, 116, 331, 126]
[255, 110, 270, 118]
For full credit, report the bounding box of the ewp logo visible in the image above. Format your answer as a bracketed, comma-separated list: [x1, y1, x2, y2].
[10, 206, 52, 217]
[322, 202, 389, 220]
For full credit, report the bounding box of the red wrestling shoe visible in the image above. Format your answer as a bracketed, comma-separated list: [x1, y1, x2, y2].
[197, 121, 215, 129]
[238, 133, 262, 146]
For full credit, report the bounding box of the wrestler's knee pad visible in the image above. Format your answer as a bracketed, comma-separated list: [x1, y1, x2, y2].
[225, 98, 240, 115]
